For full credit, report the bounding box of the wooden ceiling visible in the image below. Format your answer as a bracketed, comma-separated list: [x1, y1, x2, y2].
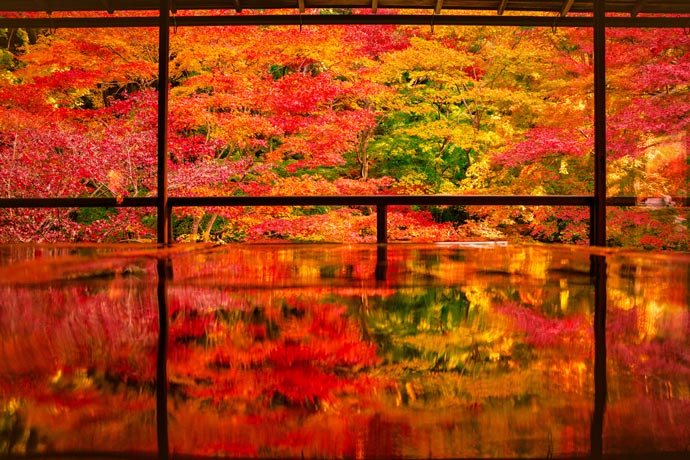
[1, 0, 689, 16]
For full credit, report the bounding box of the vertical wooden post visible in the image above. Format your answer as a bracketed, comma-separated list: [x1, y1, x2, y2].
[376, 204, 387, 244]
[375, 244, 388, 281]
[591, 2, 609, 451]
[591, 0, 607, 246]
[156, 4, 171, 454]
[156, 259, 171, 460]
[590, 255, 607, 460]
[157, 0, 171, 245]
[685, 129, 690, 199]
[375, 204, 387, 281]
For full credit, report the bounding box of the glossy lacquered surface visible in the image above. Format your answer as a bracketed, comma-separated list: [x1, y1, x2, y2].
[0, 243, 688, 459]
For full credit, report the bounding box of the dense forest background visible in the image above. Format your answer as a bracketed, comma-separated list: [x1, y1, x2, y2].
[1, 10, 689, 248]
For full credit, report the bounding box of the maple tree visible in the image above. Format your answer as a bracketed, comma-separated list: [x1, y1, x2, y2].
[0, 18, 688, 248]
[599, 27, 690, 249]
[2, 11, 690, 459]
[461, 25, 690, 248]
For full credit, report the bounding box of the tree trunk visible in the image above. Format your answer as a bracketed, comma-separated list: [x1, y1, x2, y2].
[357, 127, 373, 180]
[360, 153, 369, 180]
[190, 214, 202, 241]
[202, 213, 218, 242]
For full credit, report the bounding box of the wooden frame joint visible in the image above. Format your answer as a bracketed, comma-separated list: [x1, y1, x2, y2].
[434, 0, 444, 15]
[560, 0, 575, 17]
[498, 0, 509, 16]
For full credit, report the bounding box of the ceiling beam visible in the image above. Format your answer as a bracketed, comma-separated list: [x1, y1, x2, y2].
[3, 0, 690, 15]
[4, 14, 690, 29]
[497, 0, 509, 16]
[371, 0, 377, 13]
[631, 0, 648, 17]
[99, 0, 114, 14]
[34, 0, 52, 14]
[560, 0, 575, 17]
[434, 0, 444, 15]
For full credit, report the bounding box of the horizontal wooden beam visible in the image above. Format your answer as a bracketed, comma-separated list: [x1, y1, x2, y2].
[3, 0, 690, 15]
[2, 195, 687, 210]
[0, 197, 158, 208]
[631, 0, 648, 17]
[168, 195, 595, 207]
[99, 0, 114, 14]
[3, 14, 690, 28]
[34, 0, 52, 14]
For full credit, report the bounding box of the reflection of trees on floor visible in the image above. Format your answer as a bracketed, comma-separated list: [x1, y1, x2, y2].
[0, 244, 689, 457]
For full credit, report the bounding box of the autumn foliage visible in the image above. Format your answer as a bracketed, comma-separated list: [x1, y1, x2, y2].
[0, 16, 688, 248]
